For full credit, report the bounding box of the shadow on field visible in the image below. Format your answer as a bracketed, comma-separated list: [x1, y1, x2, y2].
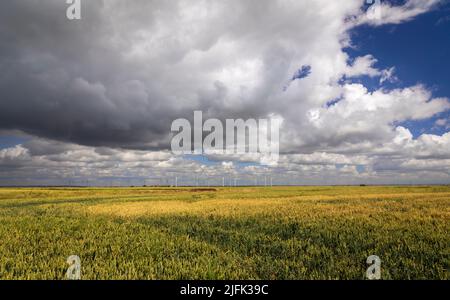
[130, 212, 448, 279]
[135, 213, 375, 263]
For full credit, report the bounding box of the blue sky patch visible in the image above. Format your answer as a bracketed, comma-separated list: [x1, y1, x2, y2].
[0, 136, 28, 150]
[346, 2, 450, 137]
[292, 65, 312, 81]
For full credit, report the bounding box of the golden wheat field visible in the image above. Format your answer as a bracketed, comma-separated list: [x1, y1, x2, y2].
[0, 186, 448, 279]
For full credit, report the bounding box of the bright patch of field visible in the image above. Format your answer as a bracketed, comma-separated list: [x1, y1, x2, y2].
[0, 186, 448, 279]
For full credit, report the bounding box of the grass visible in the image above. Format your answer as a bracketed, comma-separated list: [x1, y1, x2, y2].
[0, 186, 448, 279]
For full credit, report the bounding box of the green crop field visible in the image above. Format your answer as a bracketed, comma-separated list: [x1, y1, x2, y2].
[0, 186, 448, 280]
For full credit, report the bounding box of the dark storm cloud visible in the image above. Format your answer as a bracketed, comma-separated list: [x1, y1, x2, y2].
[0, 0, 187, 150]
[0, 0, 288, 151]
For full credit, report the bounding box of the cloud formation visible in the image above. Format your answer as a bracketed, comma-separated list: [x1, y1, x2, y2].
[0, 0, 448, 185]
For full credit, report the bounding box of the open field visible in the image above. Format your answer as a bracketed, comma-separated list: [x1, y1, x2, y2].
[0, 186, 448, 280]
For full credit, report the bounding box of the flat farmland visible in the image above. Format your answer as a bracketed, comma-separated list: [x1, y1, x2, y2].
[0, 186, 448, 279]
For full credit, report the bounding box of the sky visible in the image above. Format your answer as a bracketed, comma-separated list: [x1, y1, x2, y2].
[0, 0, 449, 186]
